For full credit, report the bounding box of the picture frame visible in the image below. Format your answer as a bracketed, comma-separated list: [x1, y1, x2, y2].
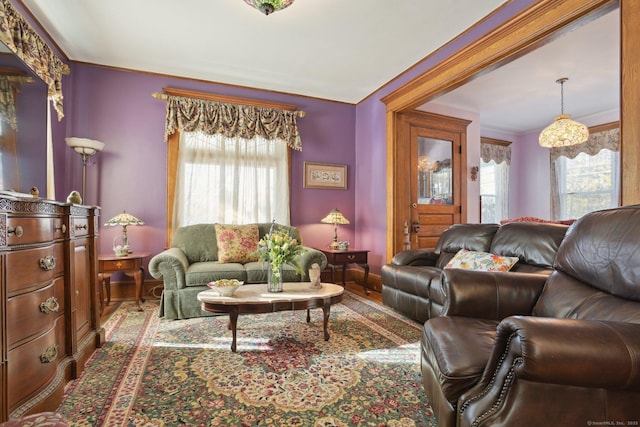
[303, 161, 347, 190]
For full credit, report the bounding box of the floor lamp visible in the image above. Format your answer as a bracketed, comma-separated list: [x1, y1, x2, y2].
[65, 137, 105, 201]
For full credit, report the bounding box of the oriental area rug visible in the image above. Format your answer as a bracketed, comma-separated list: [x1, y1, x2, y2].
[58, 292, 436, 426]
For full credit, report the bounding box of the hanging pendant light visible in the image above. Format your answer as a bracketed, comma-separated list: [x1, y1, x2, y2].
[539, 77, 589, 148]
[243, 0, 295, 15]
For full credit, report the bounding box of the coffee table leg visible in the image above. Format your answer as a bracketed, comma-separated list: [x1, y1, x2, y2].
[229, 309, 239, 352]
[322, 300, 331, 341]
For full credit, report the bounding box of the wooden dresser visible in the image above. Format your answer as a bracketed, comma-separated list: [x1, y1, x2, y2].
[0, 195, 103, 421]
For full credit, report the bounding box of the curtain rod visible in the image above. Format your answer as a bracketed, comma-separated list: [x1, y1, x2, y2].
[152, 88, 306, 117]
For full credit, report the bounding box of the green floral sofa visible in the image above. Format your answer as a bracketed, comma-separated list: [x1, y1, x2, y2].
[149, 223, 327, 320]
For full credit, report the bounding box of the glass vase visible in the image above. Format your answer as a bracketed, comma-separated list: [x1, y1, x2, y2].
[267, 263, 284, 292]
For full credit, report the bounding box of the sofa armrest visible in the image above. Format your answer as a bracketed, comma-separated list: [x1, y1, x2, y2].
[390, 249, 439, 266]
[148, 247, 189, 290]
[442, 269, 548, 320]
[495, 316, 640, 390]
[295, 246, 328, 280]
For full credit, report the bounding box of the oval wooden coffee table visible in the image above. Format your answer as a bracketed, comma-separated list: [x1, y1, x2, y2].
[197, 282, 344, 352]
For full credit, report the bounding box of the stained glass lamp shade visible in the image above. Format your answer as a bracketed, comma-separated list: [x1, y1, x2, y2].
[104, 211, 144, 254]
[320, 208, 350, 250]
[243, 0, 295, 15]
[539, 78, 589, 148]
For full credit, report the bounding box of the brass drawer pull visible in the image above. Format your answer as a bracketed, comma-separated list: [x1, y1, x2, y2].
[39, 255, 56, 271]
[40, 297, 60, 314]
[347, 255, 356, 261]
[55, 224, 67, 234]
[75, 224, 87, 231]
[8, 225, 23, 237]
[40, 345, 58, 363]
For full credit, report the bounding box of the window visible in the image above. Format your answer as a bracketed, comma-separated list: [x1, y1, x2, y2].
[550, 123, 620, 220]
[158, 88, 303, 246]
[480, 159, 509, 223]
[480, 138, 511, 223]
[553, 149, 620, 219]
[173, 131, 290, 227]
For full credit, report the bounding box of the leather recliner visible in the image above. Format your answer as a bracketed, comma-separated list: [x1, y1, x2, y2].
[381, 222, 568, 323]
[420, 205, 640, 426]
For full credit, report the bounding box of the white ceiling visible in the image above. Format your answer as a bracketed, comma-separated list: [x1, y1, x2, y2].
[20, 0, 506, 104]
[19, 1, 619, 134]
[427, 8, 620, 134]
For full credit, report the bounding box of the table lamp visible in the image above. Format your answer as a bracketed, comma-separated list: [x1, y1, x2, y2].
[104, 211, 144, 256]
[320, 208, 350, 250]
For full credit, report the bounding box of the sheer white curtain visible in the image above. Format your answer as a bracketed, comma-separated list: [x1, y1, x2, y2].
[172, 131, 290, 228]
[480, 140, 511, 223]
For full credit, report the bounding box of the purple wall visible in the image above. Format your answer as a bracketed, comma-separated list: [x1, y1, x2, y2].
[39, 0, 542, 277]
[353, 0, 539, 273]
[58, 64, 356, 264]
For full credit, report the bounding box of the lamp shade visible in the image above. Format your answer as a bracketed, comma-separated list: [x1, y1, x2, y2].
[320, 208, 350, 225]
[539, 77, 589, 148]
[104, 211, 144, 227]
[65, 137, 105, 155]
[243, 0, 295, 15]
[539, 114, 590, 148]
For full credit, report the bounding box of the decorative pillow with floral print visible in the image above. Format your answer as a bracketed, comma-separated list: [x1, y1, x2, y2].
[444, 249, 519, 272]
[214, 224, 260, 263]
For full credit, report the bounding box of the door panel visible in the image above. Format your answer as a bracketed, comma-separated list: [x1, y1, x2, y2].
[394, 111, 470, 254]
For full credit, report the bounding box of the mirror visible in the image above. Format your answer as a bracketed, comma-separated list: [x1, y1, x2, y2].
[0, 42, 48, 195]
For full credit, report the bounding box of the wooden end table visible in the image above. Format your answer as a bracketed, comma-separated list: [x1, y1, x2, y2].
[319, 248, 370, 294]
[98, 252, 149, 312]
[198, 282, 344, 352]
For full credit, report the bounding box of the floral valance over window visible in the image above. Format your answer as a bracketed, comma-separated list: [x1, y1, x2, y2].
[155, 91, 304, 151]
[0, 0, 70, 120]
[481, 140, 511, 165]
[550, 126, 620, 161]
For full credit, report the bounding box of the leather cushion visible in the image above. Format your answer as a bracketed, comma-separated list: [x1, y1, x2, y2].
[422, 316, 498, 403]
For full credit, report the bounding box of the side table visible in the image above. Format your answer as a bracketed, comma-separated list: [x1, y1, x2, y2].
[98, 252, 150, 311]
[318, 248, 370, 295]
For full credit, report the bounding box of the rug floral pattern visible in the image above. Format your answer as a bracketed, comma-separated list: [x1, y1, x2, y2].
[59, 293, 436, 426]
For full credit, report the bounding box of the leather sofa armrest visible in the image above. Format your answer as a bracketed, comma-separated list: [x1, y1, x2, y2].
[495, 316, 640, 390]
[148, 247, 189, 290]
[390, 249, 439, 266]
[442, 269, 548, 320]
[296, 247, 328, 280]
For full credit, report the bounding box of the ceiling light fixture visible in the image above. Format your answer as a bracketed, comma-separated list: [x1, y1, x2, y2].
[243, 0, 295, 15]
[539, 77, 589, 148]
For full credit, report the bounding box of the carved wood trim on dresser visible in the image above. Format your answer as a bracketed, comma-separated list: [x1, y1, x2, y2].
[0, 195, 103, 421]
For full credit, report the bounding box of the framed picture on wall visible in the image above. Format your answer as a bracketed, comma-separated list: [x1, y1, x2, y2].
[303, 162, 347, 190]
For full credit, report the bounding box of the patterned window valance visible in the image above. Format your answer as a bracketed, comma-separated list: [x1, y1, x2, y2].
[0, 0, 70, 120]
[481, 138, 511, 165]
[153, 90, 304, 151]
[550, 125, 620, 161]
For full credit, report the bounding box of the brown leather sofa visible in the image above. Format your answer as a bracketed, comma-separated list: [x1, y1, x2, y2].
[421, 205, 640, 427]
[381, 222, 569, 322]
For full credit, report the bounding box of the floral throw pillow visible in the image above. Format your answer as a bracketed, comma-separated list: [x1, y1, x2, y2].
[214, 224, 259, 263]
[444, 249, 519, 272]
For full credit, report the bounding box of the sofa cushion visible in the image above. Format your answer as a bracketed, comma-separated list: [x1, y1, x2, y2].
[422, 316, 498, 403]
[185, 261, 247, 287]
[434, 224, 500, 269]
[214, 223, 259, 263]
[173, 223, 219, 263]
[490, 222, 569, 269]
[445, 249, 518, 272]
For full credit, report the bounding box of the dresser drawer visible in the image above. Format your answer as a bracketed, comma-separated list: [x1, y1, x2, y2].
[5, 217, 65, 246]
[7, 318, 65, 410]
[5, 243, 65, 296]
[330, 251, 368, 264]
[71, 217, 90, 237]
[6, 277, 65, 348]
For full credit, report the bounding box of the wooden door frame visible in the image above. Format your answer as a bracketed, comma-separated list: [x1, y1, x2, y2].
[383, 0, 639, 260]
[396, 110, 470, 254]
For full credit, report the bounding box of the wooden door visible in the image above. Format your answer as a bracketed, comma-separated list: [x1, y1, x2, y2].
[394, 111, 470, 253]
